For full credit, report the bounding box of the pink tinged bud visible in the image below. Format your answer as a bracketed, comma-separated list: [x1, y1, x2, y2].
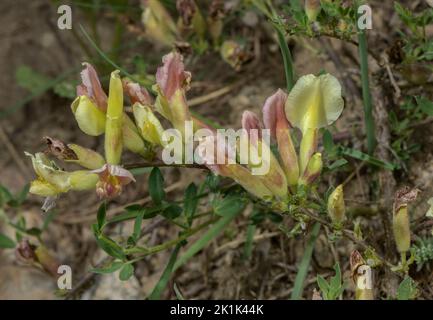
[154, 52, 191, 136]
[263, 90, 299, 186]
[298, 152, 322, 186]
[156, 52, 191, 102]
[78, 62, 107, 111]
[123, 79, 153, 106]
[198, 135, 273, 201]
[241, 110, 262, 147]
[105, 71, 124, 165]
[305, 0, 321, 22]
[92, 164, 135, 199]
[392, 187, 419, 253]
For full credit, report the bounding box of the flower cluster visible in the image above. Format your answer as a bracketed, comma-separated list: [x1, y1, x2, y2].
[199, 73, 345, 209]
[27, 51, 345, 213]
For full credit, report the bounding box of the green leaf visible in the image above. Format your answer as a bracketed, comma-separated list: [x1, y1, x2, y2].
[184, 183, 198, 225]
[10, 184, 30, 207]
[149, 167, 165, 205]
[162, 204, 183, 220]
[317, 275, 330, 299]
[90, 261, 124, 274]
[397, 276, 418, 300]
[94, 234, 125, 260]
[339, 146, 396, 170]
[131, 209, 145, 242]
[0, 233, 16, 249]
[97, 202, 107, 230]
[16, 65, 51, 95]
[213, 194, 246, 217]
[416, 96, 433, 116]
[107, 204, 163, 224]
[148, 243, 182, 300]
[327, 158, 348, 171]
[0, 185, 13, 207]
[119, 264, 135, 281]
[322, 129, 335, 155]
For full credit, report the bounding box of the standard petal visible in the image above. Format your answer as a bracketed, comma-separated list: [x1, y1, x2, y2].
[285, 74, 344, 133]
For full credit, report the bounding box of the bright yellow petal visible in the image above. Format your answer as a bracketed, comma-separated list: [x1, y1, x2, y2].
[71, 96, 106, 136]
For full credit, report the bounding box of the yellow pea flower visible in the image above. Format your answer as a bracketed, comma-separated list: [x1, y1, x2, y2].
[286, 74, 344, 178]
[327, 184, 346, 224]
[133, 103, 166, 146]
[142, 0, 178, 46]
[285, 74, 344, 134]
[71, 95, 106, 136]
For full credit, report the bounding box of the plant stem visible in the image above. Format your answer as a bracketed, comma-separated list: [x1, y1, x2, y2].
[357, 14, 376, 154]
[124, 216, 219, 256]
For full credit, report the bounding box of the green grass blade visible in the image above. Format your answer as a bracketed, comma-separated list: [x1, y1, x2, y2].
[173, 206, 244, 270]
[148, 242, 182, 300]
[356, 9, 376, 155]
[291, 222, 321, 300]
[275, 26, 295, 91]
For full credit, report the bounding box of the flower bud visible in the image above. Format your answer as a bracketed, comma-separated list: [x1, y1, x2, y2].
[71, 95, 106, 136]
[350, 250, 374, 300]
[15, 239, 37, 264]
[220, 40, 249, 70]
[105, 71, 124, 165]
[207, 0, 225, 44]
[305, 0, 321, 22]
[298, 152, 322, 185]
[77, 62, 107, 111]
[263, 89, 299, 186]
[154, 52, 191, 137]
[122, 113, 153, 158]
[67, 144, 105, 169]
[133, 103, 166, 146]
[123, 79, 152, 106]
[392, 187, 419, 254]
[327, 184, 346, 223]
[29, 180, 59, 197]
[34, 246, 60, 277]
[142, 0, 178, 46]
